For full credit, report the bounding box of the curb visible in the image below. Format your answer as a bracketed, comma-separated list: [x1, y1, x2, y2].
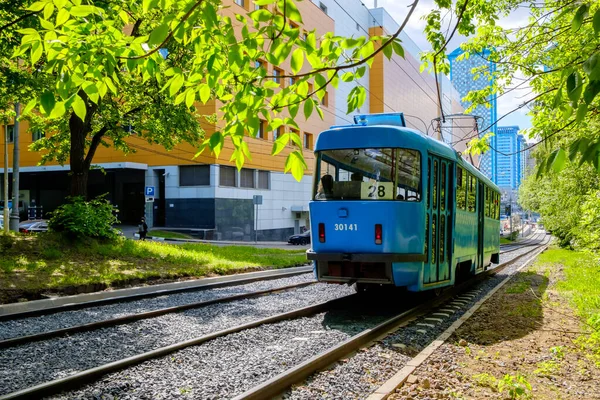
[366, 246, 548, 400]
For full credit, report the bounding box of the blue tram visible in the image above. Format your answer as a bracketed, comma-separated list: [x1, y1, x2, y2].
[307, 113, 500, 292]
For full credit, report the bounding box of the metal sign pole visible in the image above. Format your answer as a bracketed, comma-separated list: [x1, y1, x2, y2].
[3, 125, 9, 234]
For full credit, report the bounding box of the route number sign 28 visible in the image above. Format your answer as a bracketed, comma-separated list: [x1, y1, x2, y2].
[360, 182, 393, 200]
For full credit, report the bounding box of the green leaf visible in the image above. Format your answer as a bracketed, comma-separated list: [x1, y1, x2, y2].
[55, 8, 70, 26]
[43, 2, 54, 20]
[72, 95, 86, 122]
[185, 89, 195, 108]
[148, 24, 169, 46]
[551, 148, 566, 172]
[209, 132, 223, 158]
[545, 149, 559, 173]
[22, 98, 37, 115]
[594, 9, 600, 35]
[278, 0, 302, 23]
[143, 0, 159, 13]
[576, 103, 588, 123]
[579, 142, 599, 166]
[572, 4, 588, 32]
[272, 133, 289, 156]
[249, 9, 272, 22]
[392, 40, 404, 58]
[561, 103, 573, 120]
[583, 80, 600, 105]
[49, 101, 66, 119]
[583, 53, 600, 80]
[566, 71, 583, 104]
[289, 131, 302, 148]
[382, 43, 393, 60]
[40, 91, 56, 115]
[27, 1, 46, 12]
[30, 41, 42, 65]
[199, 84, 210, 104]
[291, 48, 303, 74]
[341, 72, 354, 82]
[169, 74, 184, 97]
[69, 5, 97, 17]
[303, 98, 313, 119]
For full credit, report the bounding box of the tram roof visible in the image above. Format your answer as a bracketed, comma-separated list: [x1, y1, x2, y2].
[315, 115, 498, 191]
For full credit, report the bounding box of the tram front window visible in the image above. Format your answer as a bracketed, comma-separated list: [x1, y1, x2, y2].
[314, 148, 421, 201]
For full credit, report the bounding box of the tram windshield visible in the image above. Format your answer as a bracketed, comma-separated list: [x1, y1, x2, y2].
[314, 148, 421, 201]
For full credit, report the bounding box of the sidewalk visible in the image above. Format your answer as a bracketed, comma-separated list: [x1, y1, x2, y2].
[114, 225, 306, 250]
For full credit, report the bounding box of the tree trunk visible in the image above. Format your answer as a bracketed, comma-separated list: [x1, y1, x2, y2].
[69, 108, 89, 198]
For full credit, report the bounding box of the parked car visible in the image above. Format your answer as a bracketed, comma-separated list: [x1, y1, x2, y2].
[288, 230, 310, 245]
[19, 220, 49, 233]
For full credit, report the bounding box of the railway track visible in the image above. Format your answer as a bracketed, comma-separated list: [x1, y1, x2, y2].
[499, 231, 547, 254]
[236, 237, 551, 400]
[0, 237, 550, 400]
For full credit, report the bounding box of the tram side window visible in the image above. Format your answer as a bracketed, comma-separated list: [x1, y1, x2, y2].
[495, 192, 500, 219]
[467, 173, 476, 212]
[456, 167, 466, 210]
[485, 187, 490, 218]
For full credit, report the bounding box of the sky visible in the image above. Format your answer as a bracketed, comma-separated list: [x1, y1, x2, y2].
[361, 0, 534, 132]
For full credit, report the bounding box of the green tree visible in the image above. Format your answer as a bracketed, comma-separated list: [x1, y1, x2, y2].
[418, 0, 600, 175]
[2, 0, 408, 197]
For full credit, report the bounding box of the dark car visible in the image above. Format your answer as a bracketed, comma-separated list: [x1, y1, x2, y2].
[288, 230, 310, 245]
[19, 220, 49, 233]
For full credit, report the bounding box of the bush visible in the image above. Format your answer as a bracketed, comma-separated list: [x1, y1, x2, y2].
[48, 196, 120, 240]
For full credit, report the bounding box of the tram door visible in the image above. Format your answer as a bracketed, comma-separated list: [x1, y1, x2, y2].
[424, 155, 453, 285]
[476, 181, 485, 271]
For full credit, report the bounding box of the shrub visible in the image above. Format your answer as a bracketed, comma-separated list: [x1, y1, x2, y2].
[48, 196, 120, 240]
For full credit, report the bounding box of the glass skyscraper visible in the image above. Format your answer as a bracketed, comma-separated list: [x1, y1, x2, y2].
[448, 48, 497, 183]
[496, 126, 528, 190]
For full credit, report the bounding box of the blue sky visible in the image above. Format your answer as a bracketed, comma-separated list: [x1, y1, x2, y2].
[361, 0, 534, 133]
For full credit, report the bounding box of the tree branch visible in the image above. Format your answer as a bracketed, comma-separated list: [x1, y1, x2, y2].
[0, 11, 40, 34]
[84, 126, 108, 169]
[264, 0, 420, 80]
[121, 0, 205, 60]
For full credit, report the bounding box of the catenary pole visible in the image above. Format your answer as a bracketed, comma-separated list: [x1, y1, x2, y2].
[10, 103, 20, 231]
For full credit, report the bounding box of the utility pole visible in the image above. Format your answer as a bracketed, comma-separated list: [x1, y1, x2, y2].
[3, 124, 9, 234]
[10, 103, 20, 231]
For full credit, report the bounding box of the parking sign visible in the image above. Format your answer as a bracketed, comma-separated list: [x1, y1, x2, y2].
[145, 186, 155, 196]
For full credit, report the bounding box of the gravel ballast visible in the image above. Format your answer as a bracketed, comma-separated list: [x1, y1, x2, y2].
[51, 308, 396, 400]
[0, 280, 355, 396]
[284, 242, 549, 399]
[1, 238, 549, 399]
[0, 273, 317, 341]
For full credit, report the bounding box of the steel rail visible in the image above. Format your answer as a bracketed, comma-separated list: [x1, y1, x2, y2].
[499, 231, 545, 248]
[0, 266, 312, 322]
[0, 294, 356, 400]
[0, 281, 316, 349]
[499, 233, 547, 255]
[233, 241, 550, 400]
[0, 237, 553, 400]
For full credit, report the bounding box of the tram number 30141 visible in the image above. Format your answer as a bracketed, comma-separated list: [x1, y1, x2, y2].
[334, 223, 358, 231]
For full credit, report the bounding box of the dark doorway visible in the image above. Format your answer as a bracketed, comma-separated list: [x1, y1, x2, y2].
[156, 170, 166, 226]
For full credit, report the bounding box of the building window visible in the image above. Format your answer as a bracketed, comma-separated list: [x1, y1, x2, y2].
[257, 120, 267, 139]
[321, 91, 329, 107]
[319, 2, 327, 14]
[240, 168, 255, 188]
[273, 67, 283, 84]
[234, 0, 244, 7]
[220, 165, 237, 187]
[303, 132, 313, 149]
[273, 126, 284, 141]
[302, 31, 308, 41]
[32, 130, 44, 142]
[180, 165, 210, 186]
[258, 170, 270, 189]
[289, 76, 296, 86]
[4, 125, 14, 143]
